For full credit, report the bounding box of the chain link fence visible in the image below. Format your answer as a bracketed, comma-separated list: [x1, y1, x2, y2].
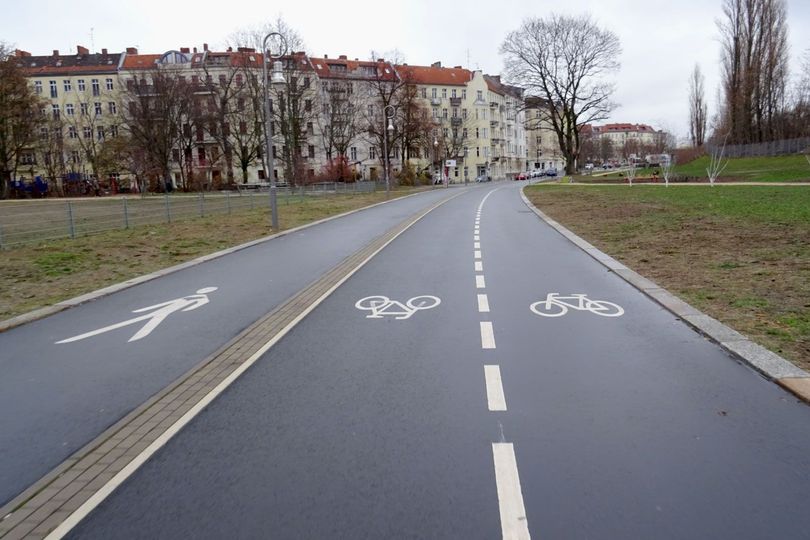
[707, 137, 810, 158]
[0, 182, 377, 249]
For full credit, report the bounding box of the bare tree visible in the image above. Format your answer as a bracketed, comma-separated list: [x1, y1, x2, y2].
[317, 81, 362, 181]
[661, 155, 675, 187]
[707, 135, 729, 186]
[718, 0, 789, 144]
[688, 64, 708, 147]
[35, 116, 67, 195]
[625, 160, 637, 186]
[501, 14, 621, 175]
[0, 43, 44, 198]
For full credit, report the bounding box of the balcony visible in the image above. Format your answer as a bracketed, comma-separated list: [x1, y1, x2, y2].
[490, 120, 498, 127]
[490, 101, 498, 108]
[449, 97, 462, 107]
[451, 117, 462, 126]
[430, 97, 441, 106]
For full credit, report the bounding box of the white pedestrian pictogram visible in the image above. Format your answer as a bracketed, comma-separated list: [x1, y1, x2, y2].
[56, 287, 218, 344]
[355, 295, 441, 320]
[530, 293, 624, 318]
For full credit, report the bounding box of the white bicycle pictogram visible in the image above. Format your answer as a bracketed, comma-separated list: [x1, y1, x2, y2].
[355, 295, 441, 320]
[530, 293, 624, 318]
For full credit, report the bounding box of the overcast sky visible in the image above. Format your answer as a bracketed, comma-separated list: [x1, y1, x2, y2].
[3, 0, 809, 140]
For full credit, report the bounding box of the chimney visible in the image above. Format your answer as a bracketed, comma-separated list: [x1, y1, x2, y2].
[193, 47, 198, 53]
[454, 65, 462, 69]
[377, 58, 384, 63]
[77, 45, 89, 55]
[126, 47, 138, 54]
[203, 43, 208, 51]
[14, 49, 31, 57]
[339, 55, 347, 60]
[227, 47, 233, 52]
[324, 54, 328, 59]
[101, 48, 108, 55]
[180, 47, 190, 54]
[52, 50, 59, 57]
[431, 61, 441, 68]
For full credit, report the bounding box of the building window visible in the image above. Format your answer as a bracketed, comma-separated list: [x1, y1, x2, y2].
[68, 126, 78, 139]
[462, 128, 468, 139]
[63, 80, 72, 92]
[106, 78, 113, 91]
[452, 108, 458, 118]
[350, 147, 357, 160]
[108, 102, 117, 114]
[476, 147, 480, 157]
[431, 88, 437, 99]
[84, 126, 92, 139]
[94, 102, 102, 116]
[367, 105, 374, 117]
[462, 89, 467, 99]
[451, 89, 457, 98]
[219, 74, 227, 86]
[442, 88, 447, 98]
[462, 109, 468, 119]
[109, 125, 118, 137]
[34, 81, 42, 94]
[369, 147, 376, 160]
[80, 103, 88, 116]
[421, 88, 426, 98]
[65, 103, 75, 116]
[71, 150, 81, 164]
[91, 79, 100, 96]
[49, 81, 58, 98]
[78, 79, 86, 92]
[51, 104, 60, 119]
[477, 90, 483, 101]
[308, 145, 315, 158]
[97, 126, 105, 140]
[442, 109, 448, 119]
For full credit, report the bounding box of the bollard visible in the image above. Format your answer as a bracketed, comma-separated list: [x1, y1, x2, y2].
[123, 197, 130, 229]
[67, 201, 76, 239]
[164, 192, 172, 223]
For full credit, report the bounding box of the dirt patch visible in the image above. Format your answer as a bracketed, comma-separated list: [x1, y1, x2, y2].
[525, 185, 810, 372]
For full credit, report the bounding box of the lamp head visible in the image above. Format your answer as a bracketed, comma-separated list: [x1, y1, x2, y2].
[271, 60, 285, 85]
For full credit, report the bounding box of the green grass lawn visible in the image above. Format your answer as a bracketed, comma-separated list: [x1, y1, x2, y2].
[673, 154, 810, 182]
[524, 184, 810, 371]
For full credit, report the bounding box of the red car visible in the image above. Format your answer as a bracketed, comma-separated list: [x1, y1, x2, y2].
[515, 173, 527, 180]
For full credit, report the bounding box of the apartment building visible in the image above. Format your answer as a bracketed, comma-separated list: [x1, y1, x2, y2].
[14, 46, 126, 193]
[524, 97, 566, 172]
[483, 75, 527, 179]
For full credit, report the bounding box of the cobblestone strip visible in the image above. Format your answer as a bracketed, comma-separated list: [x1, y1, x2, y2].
[520, 187, 810, 404]
[0, 192, 460, 540]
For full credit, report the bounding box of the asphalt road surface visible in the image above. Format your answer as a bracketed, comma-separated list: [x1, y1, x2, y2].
[0, 188, 457, 507]
[15, 182, 810, 539]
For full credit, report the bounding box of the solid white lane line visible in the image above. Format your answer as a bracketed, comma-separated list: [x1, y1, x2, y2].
[475, 261, 483, 272]
[484, 365, 507, 411]
[474, 242, 481, 249]
[476, 275, 486, 289]
[474, 250, 482, 259]
[478, 294, 490, 312]
[480, 321, 496, 349]
[492, 443, 531, 539]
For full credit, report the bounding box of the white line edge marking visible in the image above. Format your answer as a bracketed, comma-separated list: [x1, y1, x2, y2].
[480, 321, 496, 349]
[474, 250, 482, 259]
[478, 294, 490, 313]
[475, 261, 483, 272]
[476, 275, 486, 289]
[44, 192, 466, 540]
[492, 443, 531, 539]
[484, 365, 507, 411]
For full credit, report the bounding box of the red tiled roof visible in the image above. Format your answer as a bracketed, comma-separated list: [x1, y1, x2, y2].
[396, 65, 471, 86]
[311, 56, 398, 81]
[602, 123, 656, 132]
[121, 54, 161, 70]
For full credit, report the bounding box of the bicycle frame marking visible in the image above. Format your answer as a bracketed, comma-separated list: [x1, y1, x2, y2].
[530, 293, 624, 318]
[355, 295, 441, 320]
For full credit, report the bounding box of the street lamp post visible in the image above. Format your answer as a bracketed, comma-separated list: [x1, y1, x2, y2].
[262, 32, 287, 229]
[382, 104, 395, 197]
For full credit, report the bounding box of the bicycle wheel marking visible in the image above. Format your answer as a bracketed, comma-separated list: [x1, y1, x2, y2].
[355, 295, 441, 320]
[530, 293, 624, 318]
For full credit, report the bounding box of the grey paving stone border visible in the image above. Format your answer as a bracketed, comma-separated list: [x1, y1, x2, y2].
[0, 191, 462, 539]
[0, 189, 432, 334]
[520, 187, 810, 403]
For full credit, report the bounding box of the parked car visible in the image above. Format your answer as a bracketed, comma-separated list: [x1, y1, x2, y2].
[475, 174, 491, 182]
[545, 168, 558, 177]
[515, 172, 527, 180]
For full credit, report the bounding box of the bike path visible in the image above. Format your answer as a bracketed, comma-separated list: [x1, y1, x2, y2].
[480, 185, 810, 538]
[62, 182, 810, 538]
[0, 188, 459, 508]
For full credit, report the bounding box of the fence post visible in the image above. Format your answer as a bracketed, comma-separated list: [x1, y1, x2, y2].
[164, 192, 172, 223]
[123, 197, 130, 229]
[67, 201, 76, 239]
[226, 192, 231, 215]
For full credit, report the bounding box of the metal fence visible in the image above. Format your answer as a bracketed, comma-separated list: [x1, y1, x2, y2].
[0, 182, 378, 249]
[707, 137, 810, 158]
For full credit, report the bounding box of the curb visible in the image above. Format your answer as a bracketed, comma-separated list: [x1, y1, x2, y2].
[0, 189, 435, 334]
[519, 187, 810, 404]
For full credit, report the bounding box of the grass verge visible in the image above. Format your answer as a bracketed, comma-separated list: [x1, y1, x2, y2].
[0, 189, 421, 322]
[525, 184, 810, 372]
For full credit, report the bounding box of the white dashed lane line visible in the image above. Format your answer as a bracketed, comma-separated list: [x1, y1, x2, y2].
[478, 294, 491, 313]
[475, 261, 483, 272]
[476, 275, 486, 289]
[492, 443, 531, 540]
[480, 321, 496, 349]
[484, 365, 507, 411]
[474, 250, 482, 259]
